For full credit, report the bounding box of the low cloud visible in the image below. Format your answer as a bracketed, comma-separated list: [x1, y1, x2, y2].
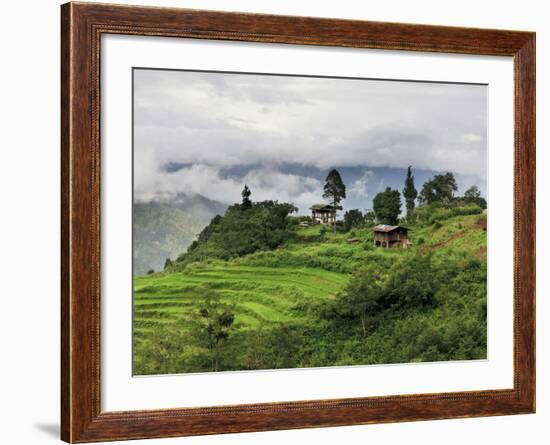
[134, 163, 324, 213]
[134, 69, 487, 206]
[349, 170, 383, 200]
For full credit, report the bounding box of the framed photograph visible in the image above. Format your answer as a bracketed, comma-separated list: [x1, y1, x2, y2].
[61, 2, 535, 442]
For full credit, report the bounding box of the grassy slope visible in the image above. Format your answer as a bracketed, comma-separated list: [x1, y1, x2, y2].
[133, 213, 486, 374]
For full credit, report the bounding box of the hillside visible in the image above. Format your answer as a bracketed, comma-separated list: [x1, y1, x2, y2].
[133, 194, 227, 275]
[133, 212, 487, 375]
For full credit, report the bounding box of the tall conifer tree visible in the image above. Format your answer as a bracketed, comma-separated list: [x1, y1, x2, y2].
[402, 166, 418, 219]
[323, 169, 346, 234]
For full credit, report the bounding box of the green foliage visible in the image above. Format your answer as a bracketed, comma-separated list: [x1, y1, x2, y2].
[133, 200, 221, 275]
[403, 166, 418, 218]
[323, 169, 347, 207]
[364, 210, 376, 226]
[373, 187, 402, 225]
[464, 185, 481, 200]
[412, 203, 483, 226]
[323, 169, 346, 233]
[133, 324, 209, 375]
[343, 209, 365, 232]
[134, 213, 487, 375]
[322, 249, 486, 364]
[336, 266, 384, 336]
[171, 201, 297, 268]
[382, 254, 437, 309]
[239, 324, 303, 370]
[241, 184, 252, 209]
[460, 185, 487, 209]
[193, 288, 236, 371]
[418, 172, 458, 205]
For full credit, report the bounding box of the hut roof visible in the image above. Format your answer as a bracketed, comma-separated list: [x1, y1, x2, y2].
[373, 224, 409, 233]
[310, 204, 335, 211]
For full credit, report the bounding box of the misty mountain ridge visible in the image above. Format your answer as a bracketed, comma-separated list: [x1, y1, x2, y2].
[133, 193, 227, 275]
[161, 162, 485, 214]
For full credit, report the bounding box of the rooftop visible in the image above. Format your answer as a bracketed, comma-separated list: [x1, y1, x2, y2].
[373, 224, 409, 233]
[310, 204, 335, 211]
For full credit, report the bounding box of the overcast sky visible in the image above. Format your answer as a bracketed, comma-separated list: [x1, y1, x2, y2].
[133, 68, 487, 213]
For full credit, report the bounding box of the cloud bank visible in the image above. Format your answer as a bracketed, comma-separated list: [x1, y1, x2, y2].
[134, 69, 487, 210]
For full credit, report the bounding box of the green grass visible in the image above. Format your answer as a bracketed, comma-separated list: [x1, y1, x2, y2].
[133, 213, 487, 375]
[134, 265, 347, 332]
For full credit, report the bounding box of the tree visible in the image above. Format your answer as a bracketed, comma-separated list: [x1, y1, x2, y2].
[241, 184, 252, 209]
[418, 172, 457, 205]
[339, 266, 384, 337]
[373, 187, 401, 225]
[364, 210, 377, 226]
[343, 209, 364, 232]
[240, 324, 303, 370]
[463, 185, 487, 209]
[402, 166, 418, 219]
[464, 185, 481, 200]
[383, 254, 437, 309]
[323, 169, 347, 234]
[195, 289, 236, 372]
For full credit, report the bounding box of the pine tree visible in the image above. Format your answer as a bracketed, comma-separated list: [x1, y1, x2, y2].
[241, 184, 252, 209]
[402, 166, 418, 219]
[322, 169, 346, 234]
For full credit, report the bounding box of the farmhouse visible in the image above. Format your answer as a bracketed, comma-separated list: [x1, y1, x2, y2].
[373, 225, 411, 248]
[310, 204, 336, 225]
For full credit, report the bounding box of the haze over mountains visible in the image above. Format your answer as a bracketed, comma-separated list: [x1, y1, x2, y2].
[133, 164, 485, 276]
[133, 193, 227, 275]
[159, 163, 484, 214]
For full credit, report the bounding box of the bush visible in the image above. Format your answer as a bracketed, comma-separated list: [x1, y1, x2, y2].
[382, 254, 438, 310]
[412, 203, 483, 226]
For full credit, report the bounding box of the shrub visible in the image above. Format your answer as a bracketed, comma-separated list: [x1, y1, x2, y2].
[412, 203, 483, 226]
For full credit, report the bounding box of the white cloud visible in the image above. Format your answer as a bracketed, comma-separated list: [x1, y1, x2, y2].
[349, 170, 378, 199]
[461, 133, 483, 142]
[134, 69, 487, 204]
[134, 163, 324, 214]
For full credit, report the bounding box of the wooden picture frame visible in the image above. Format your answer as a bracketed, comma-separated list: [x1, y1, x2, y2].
[61, 2, 535, 442]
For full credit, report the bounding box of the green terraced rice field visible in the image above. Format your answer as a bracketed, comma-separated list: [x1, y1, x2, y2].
[134, 265, 348, 338]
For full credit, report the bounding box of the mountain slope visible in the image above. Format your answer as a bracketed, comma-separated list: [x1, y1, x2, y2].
[133, 213, 487, 375]
[133, 194, 227, 275]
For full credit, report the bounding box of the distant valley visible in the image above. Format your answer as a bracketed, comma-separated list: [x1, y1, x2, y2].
[133, 194, 227, 275]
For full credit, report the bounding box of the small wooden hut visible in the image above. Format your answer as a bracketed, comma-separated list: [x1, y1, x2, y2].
[373, 225, 411, 248]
